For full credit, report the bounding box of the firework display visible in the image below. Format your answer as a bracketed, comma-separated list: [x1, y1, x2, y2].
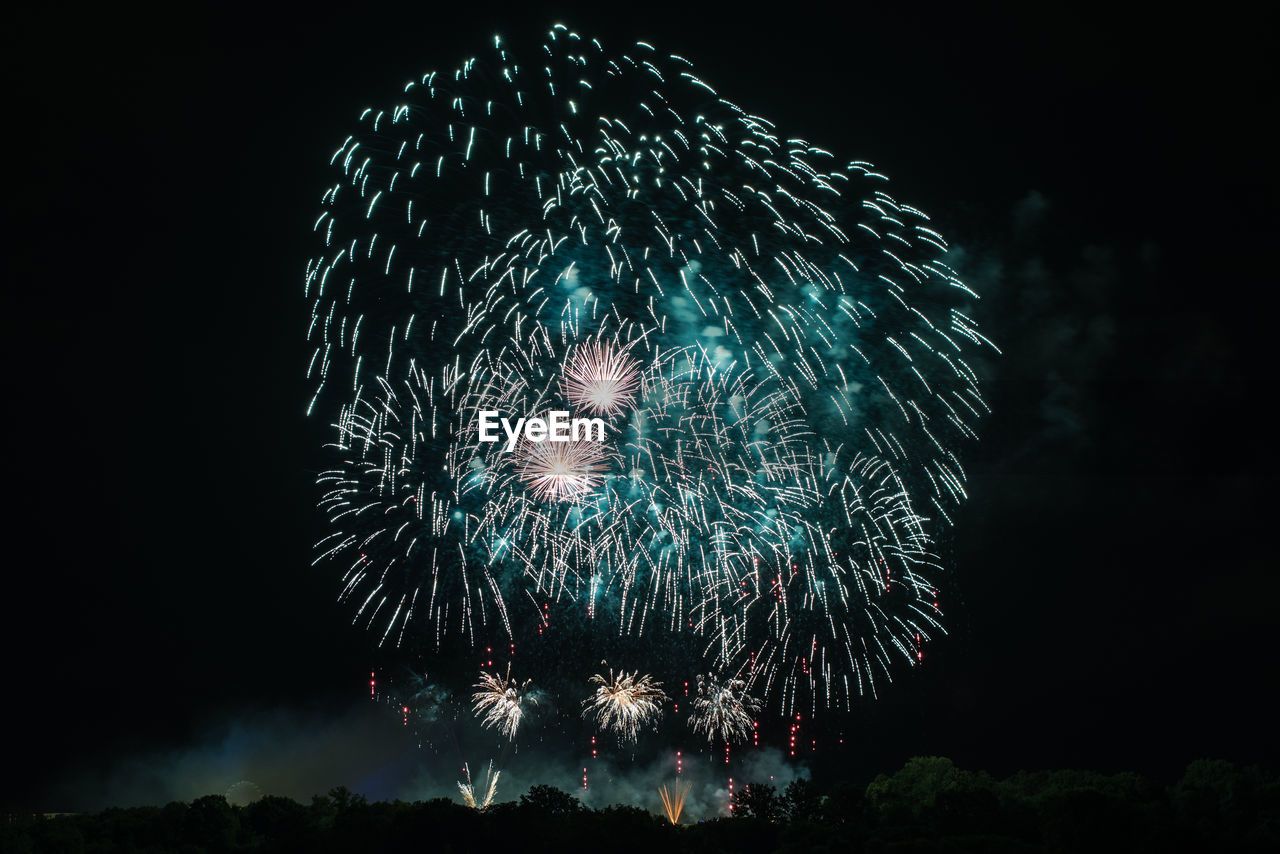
[307, 24, 991, 728]
[583, 668, 669, 743]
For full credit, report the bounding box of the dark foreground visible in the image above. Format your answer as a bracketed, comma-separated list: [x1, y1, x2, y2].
[5, 757, 1278, 853]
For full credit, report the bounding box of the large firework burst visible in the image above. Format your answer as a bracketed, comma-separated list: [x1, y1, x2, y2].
[307, 26, 993, 716]
[583, 668, 668, 743]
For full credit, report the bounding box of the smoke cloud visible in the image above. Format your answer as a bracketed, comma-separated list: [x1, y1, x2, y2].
[52, 701, 806, 821]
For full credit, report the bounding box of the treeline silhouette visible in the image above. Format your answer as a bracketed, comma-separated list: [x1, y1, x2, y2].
[4, 757, 1277, 853]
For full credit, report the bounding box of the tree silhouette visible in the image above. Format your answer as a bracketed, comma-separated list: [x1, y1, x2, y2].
[732, 782, 784, 822]
[520, 784, 584, 816]
[3, 758, 1277, 852]
[782, 778, 822, 823]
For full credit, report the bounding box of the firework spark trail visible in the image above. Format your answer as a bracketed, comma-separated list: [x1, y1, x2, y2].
[583, 668, 669, 743]
[689, 673, 761, 745]
[307, 26, 993, 716]
[658, 780, 690, 825]
[472, 666, 535, 740]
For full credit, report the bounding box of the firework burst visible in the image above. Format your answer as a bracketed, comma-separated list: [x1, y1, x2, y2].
[307, 25, 994, 718]
[513, 433, 613, 503]
[561, 340, 641, 417]
[689, 673, 761, 745]
[472, 666, 536, 740]
[583, 668, 668, 743]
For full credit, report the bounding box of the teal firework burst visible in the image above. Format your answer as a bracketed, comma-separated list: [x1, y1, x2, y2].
[306, 26, 994, 717]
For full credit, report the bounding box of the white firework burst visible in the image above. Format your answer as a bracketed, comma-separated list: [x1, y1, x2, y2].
[472, 666, 536, 740]
[561, 340, 642, 417]
[513, 435, 612, 502]
[583, 668, 668, 743]
[689, 673, 761, 745]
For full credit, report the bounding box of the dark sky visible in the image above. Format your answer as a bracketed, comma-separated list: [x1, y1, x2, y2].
[5, 3, 1277, 808]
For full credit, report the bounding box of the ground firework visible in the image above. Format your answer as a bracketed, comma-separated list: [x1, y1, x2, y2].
[583, 668, 668, 743]
[458, 761, 500, 810]
[658, 780, 690, 825]
[307, 25, 993, 718]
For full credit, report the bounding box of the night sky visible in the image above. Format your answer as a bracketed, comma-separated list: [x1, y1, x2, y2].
[6, 4, 1276, 809]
